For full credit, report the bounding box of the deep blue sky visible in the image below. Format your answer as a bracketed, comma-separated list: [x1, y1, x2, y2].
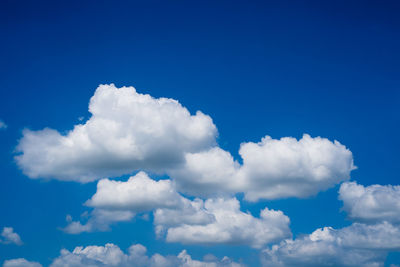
[0, 1, 399, 266]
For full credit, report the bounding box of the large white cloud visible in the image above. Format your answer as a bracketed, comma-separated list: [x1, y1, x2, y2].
[3, 258, 42, 267]
[49, 243, 244, 267]
[0, 227, 23, 245]
[260, 222, 400, 267]
[16, 84, 217, 182]
[339, 181, 400, 223]
[169, 134, 355, 201]
[159, 198, 291, 249]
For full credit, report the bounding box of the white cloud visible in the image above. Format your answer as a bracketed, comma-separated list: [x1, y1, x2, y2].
[49, 243, 245, 267]
[63, 209, 135, 234]
[3, 258, 42, 267]
[0, 227, 23, 245]
[169, 134, 355, 201]
[161, 198, 291, 249]
[0, 120, 7, 130]
[63, 172, 213, 234]
[339, 181, 400, 223]
[86, 172, 183, 211]
[16, 84, 217, 182]
[260, 222, 400, 267]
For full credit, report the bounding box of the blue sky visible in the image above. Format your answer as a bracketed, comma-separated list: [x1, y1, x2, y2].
[1, 1, 400, 266]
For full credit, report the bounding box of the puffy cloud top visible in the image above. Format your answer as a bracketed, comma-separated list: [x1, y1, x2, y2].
[339, 182, 400, 223]
[86, 172, 182, 211]
[16, 84, 217, 182]
[48, 243, 244, 267]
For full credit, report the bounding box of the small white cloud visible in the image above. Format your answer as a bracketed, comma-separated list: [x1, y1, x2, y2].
[0, 227, 23, 245]
[49, 243, 245, 267]
[3, 258, 42, 267]
[0, 120, 7, 130]
[339, 181, 400, 223]
[16, 84, 217, 182]
[86, 172, 183, 211]
[261, 221, 400, 267]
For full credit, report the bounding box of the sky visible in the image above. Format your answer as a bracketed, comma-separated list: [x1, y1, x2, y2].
[0, 0, 400, 266]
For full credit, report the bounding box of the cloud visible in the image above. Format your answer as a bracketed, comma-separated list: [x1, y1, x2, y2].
[16, 84, 217, 182]
[3, 259, 42, 267]
[0, 227, 23, 245]
[49, 243, 245, 267]
[260, 222, 400, 267]
[86, 172, 183, 211]
[160, 198, 291, 249]
[63, 209, 135, 234]
[0, 120, 7, 130]
[169, 134, 355, 201]
[64, 173, 290, 248]
[339, 181, 400, 224]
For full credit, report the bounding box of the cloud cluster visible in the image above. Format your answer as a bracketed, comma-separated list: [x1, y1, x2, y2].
[339, 182, 400, 223]
[47, 243, 244, 267]
[16, 84, 355, 201]
[16, 84, 217, 182]
[0, 227, 22, 245]
[63, 172, 291, 247]
[261, 222, 400, 267]
[169, 135, 355, 201]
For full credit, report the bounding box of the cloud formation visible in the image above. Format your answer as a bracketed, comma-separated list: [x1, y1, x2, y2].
[339, 181, 400, 223]
[48, 243, 244, 267]
[0, 227, 23, 245]
[261, 222, 400, 267]
[3, 258, 42, 267]
[169, 135, 355, 201]
[158, 198, 291, 248]
[16, 84, 217, 182]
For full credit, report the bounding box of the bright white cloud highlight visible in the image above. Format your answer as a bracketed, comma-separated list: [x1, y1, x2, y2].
[3, 258, 42, 267]
[49, 243, 244, 267]
[86, 172, 182, 211]
[261, 222, 400, 267]
[16, 84, 217, 182]
[339, 181, 400, 223]
[159, 198, 291, 248]
[169, 134, 355, 201]
[0, 227, 23, 245]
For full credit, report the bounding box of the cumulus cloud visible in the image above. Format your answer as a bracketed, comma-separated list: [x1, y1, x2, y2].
[63, 209, 135, 234]
[49, 243, 244, 267]
[159, 198, 291, 249]
[3, 258, 42, 267]
[0, 227, 23, 245]
[16, 84, 217, 182]
[0, 120, 7, 130]
[169, 134, 355, 201]
[64, 172, 290, 248]
[339, 181, 400, 223]
[86, 172, 183, 211]
[260, 222, 400, 267]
